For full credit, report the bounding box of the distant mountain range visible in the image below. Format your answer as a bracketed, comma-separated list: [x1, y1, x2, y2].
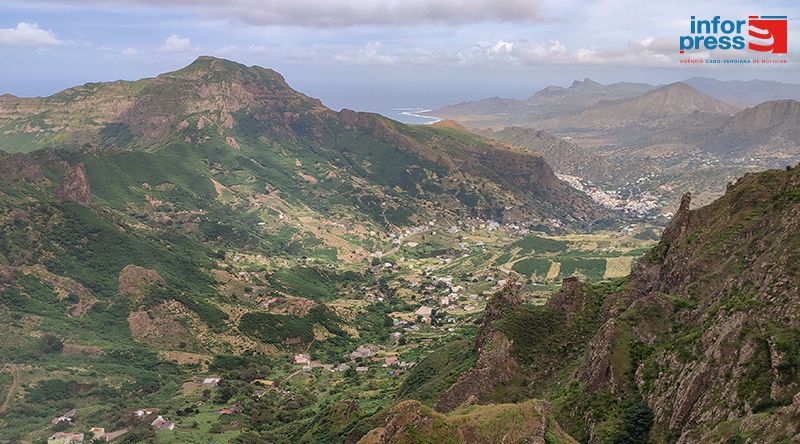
[428, 77, 800, 127]
[429, 77, 800, 214]
[536, 82, 740, 131]
[428, 78, 655, 128]
[683, 77, 800, 107]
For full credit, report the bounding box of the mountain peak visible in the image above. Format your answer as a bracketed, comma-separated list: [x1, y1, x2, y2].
[659, 81, 697, 92]
[627, 81, 740, 115]
[570, 78, 602, 89]
[172, 56, 269, 78]
[183, 55, 245, 70]
[167, 56, 289, 86]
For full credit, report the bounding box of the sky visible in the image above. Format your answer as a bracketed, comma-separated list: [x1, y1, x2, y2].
[1, 0, 798, 119]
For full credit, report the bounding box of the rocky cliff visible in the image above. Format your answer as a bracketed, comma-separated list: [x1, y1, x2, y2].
[427, 165, 800, 443]
[54, 163, 91, 206]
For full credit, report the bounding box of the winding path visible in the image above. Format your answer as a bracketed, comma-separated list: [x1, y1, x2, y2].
[0, 364, 20, 415]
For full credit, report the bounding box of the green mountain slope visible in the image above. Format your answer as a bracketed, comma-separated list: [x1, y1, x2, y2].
[0, 57, 625, 442]
[0, 56, 610, 230]
[419, 165, 800, 443]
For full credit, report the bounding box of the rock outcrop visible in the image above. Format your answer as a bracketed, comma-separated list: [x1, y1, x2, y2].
[435, 282, 523, 412]
[55, 163, 92, 206]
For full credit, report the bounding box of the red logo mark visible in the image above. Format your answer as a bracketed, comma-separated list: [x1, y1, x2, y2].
[748, 16, 788, 53]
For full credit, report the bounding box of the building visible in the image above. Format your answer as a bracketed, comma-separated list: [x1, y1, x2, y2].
[414, 306, 433, 323]
[294, 354, 311, 365]
[349, 344, 380, 361]
[47, 432, 84, 444]
[134, 408, 159, 417]
[89, 427, 106, 440]
[202, 377, 221, 386]
[150, 415, 175, 431]
[50, 409, 76, 425]
[219, 404, 244, 415]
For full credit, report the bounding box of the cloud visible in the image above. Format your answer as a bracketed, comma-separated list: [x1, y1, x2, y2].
[214, 44, 238, 55]
[332, 36, 772, 68]
[248, 45, 269, 54]
[159, 34, 193, 52]
[333, 39, 572, 67]
[121, 47, 139, 55]
[19, 0, 542, 27]
[334, 42, 397, 64]
[458, 39, 569, 65]
[573, 37, 678, 65]
[0, 22, 61, 46]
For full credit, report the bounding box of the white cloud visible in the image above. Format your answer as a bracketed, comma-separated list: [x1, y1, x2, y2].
[331, 36, 747, 68]
[334, 42, 398, 65]
[121, 47, 139, 55]
[215, 45, 238, 55]
[159, 34, 193, 52]
[460, 39, 569, 64]
[332, 39, 572, 67]
[18, 0, 542, 27]
[0, 22, 61, 46]
[248, 45, 269, 54]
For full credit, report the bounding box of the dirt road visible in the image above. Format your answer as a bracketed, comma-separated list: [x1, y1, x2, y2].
[0, 364, 19, 414]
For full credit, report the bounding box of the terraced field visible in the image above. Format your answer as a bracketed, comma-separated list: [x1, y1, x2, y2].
[497, 233, 654, 286]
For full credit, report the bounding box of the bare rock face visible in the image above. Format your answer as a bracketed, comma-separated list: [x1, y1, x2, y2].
[55, 163, 92, 206]
[577, 167, 800, 441]
[661, 191, 691, 243]
[547, 277, 589, 321]
[118, 264, 165, 303]
[435, 328, 520, 413]
[435, 282, 523, 412]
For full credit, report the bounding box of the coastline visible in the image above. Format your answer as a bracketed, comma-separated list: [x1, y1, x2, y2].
[394, 108, 442, 125]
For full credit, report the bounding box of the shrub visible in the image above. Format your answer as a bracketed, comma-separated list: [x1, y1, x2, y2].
[38, 335, 64, 354]
[613, 402, 654, 443]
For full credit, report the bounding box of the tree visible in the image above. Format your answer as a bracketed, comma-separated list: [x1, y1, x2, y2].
[38, 334, 64, 354]
[614, 402, 654, 443]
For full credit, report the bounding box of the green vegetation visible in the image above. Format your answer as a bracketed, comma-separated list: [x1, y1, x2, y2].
[38, 334, 64, 354]
[239, 306, 345, 346]
[511, 258, 551, 278]
[512, 235, 570, 254]
[396, 339, 476, 404]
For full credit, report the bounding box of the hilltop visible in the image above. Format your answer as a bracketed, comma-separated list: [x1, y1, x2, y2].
[569, 82, 740, 129]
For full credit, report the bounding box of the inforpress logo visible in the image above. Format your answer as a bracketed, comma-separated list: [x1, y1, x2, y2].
[679, 15, 788, 54]
[748, 16, 788, 53]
